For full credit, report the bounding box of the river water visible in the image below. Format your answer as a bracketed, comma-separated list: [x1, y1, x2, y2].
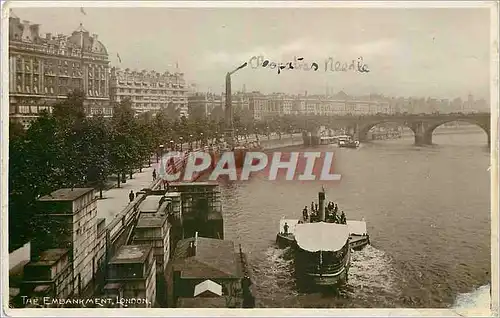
[217, 129, 491, 308]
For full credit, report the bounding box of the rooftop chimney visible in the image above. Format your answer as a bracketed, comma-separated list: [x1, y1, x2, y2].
[21, 20, 31, 40]
[30, 24, 40, 38]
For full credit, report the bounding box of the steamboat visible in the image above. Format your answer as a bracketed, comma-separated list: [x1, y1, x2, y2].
[276, 188, 370, 287]
[337, 135, 360, 148]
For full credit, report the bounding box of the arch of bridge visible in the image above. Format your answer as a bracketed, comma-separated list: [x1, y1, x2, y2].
[423, 117, 490, 145]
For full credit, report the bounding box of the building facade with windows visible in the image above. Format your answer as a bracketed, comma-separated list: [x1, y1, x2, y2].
[187, 93, 223, 119]
[188, 92, 252, 120]
[190, 90, 395, 120]
[253, 94, 392, 118]
[221, 92, 251, 113]
[110, 67, 189, 117]
[9, 16, 112, 128]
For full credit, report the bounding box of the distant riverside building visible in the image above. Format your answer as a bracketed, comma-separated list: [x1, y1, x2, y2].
[221, 92, 251, 113]
[188, 89, 486, 121]
[249, 92, 392, 119]
[110, 67, 188, 117]
[188, 92, 250, 119]
[188, 93, 223, 119]
[8, 16, 112, 128]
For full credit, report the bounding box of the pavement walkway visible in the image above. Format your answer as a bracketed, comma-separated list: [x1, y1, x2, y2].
[96, 163, 158, 226]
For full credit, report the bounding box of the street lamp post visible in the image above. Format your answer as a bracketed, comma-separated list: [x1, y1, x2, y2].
[200, 132, 204, 147]
[159, 145, 165, 165]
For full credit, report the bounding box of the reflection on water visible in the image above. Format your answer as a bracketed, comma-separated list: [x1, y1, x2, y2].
[219, 131, 490, 308]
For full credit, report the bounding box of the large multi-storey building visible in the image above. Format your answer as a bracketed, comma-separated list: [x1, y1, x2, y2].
[190, 89, 485, 121]
[247, 92, 269, 120]
[9, 16, 112, 128]
[188, 92, 251, 120]
[221, 92, 251, 113]
[110, 67, 188, 117]
[187, 93, 223, 119]
[250, 93, 392, 119]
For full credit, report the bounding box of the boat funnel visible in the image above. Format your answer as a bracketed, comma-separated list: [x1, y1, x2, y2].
[318, 187, 326, 222]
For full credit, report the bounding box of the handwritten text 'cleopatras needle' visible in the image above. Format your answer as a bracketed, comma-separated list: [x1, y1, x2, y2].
[239, 56, 370, 74]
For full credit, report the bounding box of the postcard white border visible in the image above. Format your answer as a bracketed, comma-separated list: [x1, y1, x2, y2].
[1, 1, 498, 317]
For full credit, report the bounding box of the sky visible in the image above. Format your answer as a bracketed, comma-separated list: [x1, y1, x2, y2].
[10, 5, 493, 100]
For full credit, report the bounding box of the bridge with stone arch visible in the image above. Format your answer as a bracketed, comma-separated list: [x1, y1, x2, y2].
[302, 112, 491, 146]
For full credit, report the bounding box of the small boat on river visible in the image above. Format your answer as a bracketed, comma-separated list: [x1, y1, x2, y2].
[275, 188, 370, 287]
[338, 135, 360, 148]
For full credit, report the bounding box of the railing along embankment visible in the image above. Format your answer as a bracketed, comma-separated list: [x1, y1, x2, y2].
[106, 174, 163, 258]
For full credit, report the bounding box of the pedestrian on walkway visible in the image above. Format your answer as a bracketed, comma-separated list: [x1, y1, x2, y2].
[129, 190, 135, 203]
[152, 169, 157, 180]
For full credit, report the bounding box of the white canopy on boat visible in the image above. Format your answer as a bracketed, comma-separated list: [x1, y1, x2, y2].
[347, 220, 367, 235]
[294, 222, 349, 252]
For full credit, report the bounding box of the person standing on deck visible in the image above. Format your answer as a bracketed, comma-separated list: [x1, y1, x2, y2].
[283, 222, 289, 235]
[129, 190, 135, 203]
[152, 169, 157, 181]
[302, 206, 308, 221]
[340, 211, 346, 224]
[311, 202, 315, 212]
